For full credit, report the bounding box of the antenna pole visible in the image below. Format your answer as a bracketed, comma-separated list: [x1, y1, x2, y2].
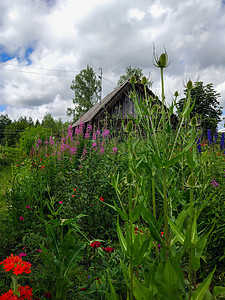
[99, 67, 103, 105]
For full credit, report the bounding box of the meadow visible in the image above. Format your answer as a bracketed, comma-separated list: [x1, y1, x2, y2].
[0, 55, 225, 299]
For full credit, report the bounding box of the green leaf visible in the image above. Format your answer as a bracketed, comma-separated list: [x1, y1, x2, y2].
[106, 270, 118, 299]
[141, 207, 164, 244]
[155, 259, 181, 299]
[191, 212, 198, 244]
[165, 152, 184, 168]
[133, 276, 153, 300]
[117, 217, 127, 254]
[102, 198, 128, 221]
[151, 152, 163, 168]
[191, 267, 216, 300]
[212, 286, 225, 298]
[168, 217, 185, 245]
[131, 201, 143, 222]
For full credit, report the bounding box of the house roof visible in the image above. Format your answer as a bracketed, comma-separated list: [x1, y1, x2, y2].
[72, 79, 156, 127]
[72, 79, 130, 127]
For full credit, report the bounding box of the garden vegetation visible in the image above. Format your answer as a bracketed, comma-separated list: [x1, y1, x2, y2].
[0, 50, 225, 299]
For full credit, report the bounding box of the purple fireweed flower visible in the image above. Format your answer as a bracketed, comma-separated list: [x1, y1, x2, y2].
[102, 129, 110, 139]
[19, 217, 25, 221]
[67, 125, 73, 138]
[96, 130, 101, 136]
[82, 148, 87, 155]
[207, 129, 212, 145]
[112, 147, 117, 153]
[220, 133, 225, 151]
[87, 124, 92, 131]
[75, 127, 80, 135]
[100, 146, 105, 154]
[211, 179, 218, 187]
[49, 136, 54, 145]
[92, 133, 97, 141]
[85, 133, 90, 139]
[19, 253, 27, 258]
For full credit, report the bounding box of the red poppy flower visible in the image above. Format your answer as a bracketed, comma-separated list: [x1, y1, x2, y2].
[71, 195, 75, 198]
[99, 197, 104, 202]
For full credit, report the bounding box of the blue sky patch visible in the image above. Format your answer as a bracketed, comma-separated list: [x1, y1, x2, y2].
[0, 47, 15, 62]
[0, 45, 34, 65]
[23, 47, 34, 65]
[0, 105, 6, 112]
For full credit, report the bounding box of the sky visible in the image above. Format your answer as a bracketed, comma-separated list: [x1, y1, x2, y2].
[0, 0, 225, 127]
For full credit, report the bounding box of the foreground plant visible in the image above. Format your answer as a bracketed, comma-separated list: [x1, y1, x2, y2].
[109, 49, 225, 299]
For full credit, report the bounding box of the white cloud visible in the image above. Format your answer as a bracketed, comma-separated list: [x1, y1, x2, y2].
[0, 0, 224, 123]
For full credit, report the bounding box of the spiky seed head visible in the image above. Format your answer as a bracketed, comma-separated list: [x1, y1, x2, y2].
[130, 75, 136, 84]
[141, 76, 147, 85]
[187, 174, 196, 187]
[126, 121, 133, 133]
[126, 171, 133, 184]
[187, 80, 193, 89]
[190, 116, 197, 126]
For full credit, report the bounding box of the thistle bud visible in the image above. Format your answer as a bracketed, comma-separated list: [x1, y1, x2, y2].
[130, 75, 136, 84]
[141, 76, 147, 85]
[190, 116, 197, 127]
[187, 174, 197, 188]
[126, 171, 133, 184]
[174, 91, 179, 97]
[187, 80, 193, 89]
[126, 121, 133, 133]
[130, 92, 135, 100]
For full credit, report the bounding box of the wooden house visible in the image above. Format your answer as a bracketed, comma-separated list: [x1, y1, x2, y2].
[72, 79, 157, 131]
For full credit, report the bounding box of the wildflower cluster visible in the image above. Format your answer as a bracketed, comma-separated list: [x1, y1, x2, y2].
[0, 286, 33, 300]
[90, 241, 114, 252]
[90, 241, 101, 248]
[0, 254, 31, 275]
[211, 179, 218, 188]
[0, 254, 32, 299]
[134, 227, 143, 234]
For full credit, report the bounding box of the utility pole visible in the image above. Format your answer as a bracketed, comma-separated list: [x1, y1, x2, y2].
[98, 67, 103, 105]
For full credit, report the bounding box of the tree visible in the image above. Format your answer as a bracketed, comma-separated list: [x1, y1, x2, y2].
[117, 66, 152, 87]
[177, 81, 222, 135]
[67, 65, 101, 122]
[4, 117, 33, 147]
[0, 114, 11, 145]
[42, 113, 55, 130]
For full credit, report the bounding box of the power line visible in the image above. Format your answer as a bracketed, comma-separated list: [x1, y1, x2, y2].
[103, 77, 117, 86]
[0, 63, 77, 73]
[0, 66, 75, 77]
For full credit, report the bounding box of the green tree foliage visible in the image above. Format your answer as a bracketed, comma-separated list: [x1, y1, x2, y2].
[177, 81, 222, 135]
[117, 66, 152, 87]
[4, 117, 33, 147]
[42, 113, 56, 131]
[41, 113, 66, 136]
[19, 126, 52, 154]
[0, 114, 11, 145]
[67, 65, 101, 122]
